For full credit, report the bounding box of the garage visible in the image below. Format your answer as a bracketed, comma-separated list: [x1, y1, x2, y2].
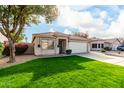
[69, 41, 88, 53]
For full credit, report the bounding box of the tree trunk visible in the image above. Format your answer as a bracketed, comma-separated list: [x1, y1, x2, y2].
[8, 39, 16, 63]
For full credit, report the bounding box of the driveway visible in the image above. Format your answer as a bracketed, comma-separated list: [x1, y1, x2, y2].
[78, 51, 124, 66]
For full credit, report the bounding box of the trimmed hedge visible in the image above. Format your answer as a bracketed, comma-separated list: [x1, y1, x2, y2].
[66, 49, 72, 54]
[2, 43, 28, 56]
[0, 42, 3, 54]
[104, 47, 112, 51]
[101, 49, 106, 52]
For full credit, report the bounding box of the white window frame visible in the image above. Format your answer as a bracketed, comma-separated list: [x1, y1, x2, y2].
[40, 38, 55, 50]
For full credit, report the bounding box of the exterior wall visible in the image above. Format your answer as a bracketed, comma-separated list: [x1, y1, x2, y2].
[69, 41, 88, 53]
[34, 36, 89, 55]
[36, 49, 56, 55]
[112, 44, 118, 51]
[104, 43, 111, 47]
[34, 36, 69, 55]
[87, 43, 90, 52]
[34, 38, 41, 55]
[34, 37, 56, 56]
[24, 44, 34, 55]
[111, 41, 121, 50]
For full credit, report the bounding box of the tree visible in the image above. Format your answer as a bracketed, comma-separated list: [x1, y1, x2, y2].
[11, 29, 25, 43]
[0, 5, 58, 63]
[16, 30, 25, 43]
[116, 38, 124, 45]
[72, 31, 88, 38]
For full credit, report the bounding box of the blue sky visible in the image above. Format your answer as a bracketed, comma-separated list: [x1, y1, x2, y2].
[24, 5, 124, 42]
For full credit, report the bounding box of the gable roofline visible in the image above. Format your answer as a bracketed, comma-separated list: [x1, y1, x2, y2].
[90, 37, 124, 44]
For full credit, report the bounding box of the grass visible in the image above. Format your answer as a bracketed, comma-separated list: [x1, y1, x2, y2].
[0, 55, 124, 88]
[0, 52, 2, 58]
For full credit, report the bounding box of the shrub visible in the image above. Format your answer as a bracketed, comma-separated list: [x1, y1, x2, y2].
[0, 42, 3, 56]
[104, 47, 112, 51]
[2, 43, 28, 56]
[101, 49, 106, 52]
[66, 49, 72, 54]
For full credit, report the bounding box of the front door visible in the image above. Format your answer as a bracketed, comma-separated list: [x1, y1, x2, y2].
[58, 39, 66, 54]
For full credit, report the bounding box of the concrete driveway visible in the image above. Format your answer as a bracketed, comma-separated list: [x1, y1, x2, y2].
[78, 51, 124, 66]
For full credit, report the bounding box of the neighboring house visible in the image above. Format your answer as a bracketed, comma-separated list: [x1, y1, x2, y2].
[90, 38, 105, 51]
[90, 38, 122, 51]
[32, 32, 90, 56]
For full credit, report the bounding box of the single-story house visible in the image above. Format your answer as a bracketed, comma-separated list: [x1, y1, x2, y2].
[32, 32, 90, 56]
[90, 38, 123, 51]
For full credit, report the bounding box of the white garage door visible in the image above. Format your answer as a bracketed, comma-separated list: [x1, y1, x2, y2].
[69, 42, 87, 53]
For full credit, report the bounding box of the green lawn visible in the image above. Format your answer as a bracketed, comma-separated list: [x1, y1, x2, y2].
[0, 55, 124, 88]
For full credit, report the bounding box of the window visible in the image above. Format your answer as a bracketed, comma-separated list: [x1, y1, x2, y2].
[101, 44, 104, 48]
[92, 44, 97, 48]
[98, 44, 100, 48]
[41, 39, 54, 49]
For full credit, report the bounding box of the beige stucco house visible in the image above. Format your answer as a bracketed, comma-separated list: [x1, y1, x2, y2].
[32, 32, 90, 56]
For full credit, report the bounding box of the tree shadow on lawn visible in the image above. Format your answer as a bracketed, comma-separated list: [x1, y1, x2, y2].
[0, 55, 95, 84]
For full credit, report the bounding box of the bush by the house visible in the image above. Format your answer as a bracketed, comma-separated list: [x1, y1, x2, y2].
[104, 47, 112, 51]
[101, 49, 106, 52]
[0, 42, 3, 56]
[66, 49, 72, 54]
[2, 43, 28, 56]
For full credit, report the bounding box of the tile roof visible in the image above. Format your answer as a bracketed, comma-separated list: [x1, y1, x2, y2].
[32, 32, 88, 42]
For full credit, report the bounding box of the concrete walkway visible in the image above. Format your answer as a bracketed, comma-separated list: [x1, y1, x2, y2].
[78, 51, 124, 66]
[0, 54, 72, 68]
[0, 55, 39, 68]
